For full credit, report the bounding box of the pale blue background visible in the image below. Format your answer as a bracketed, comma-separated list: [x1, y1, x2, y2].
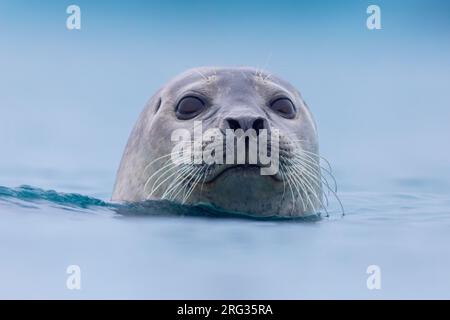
[0, 0, 450, 299]
[1, 0, 449, 195]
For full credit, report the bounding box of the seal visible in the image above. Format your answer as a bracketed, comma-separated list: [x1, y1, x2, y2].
[112, 67, 327, 217]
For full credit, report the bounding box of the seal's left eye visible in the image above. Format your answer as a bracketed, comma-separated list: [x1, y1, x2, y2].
[270, 98, 296, 118]
[176, 96, 205, 119]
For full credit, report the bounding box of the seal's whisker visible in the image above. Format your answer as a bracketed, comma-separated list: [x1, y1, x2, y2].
[151, 164, 186, 197]
[289, 152, 333, 198]
[299, 151, 337, 193]
[278, 165, 289, 212]
[167, 166, 192, 201]
[293, 167, 315, 213]
[160, 166, 193, 201]
[290, 153, 344, 216]
[280, 136, 308, 146]
[281, 137, 334, 174]
[147, 134, 217, 203]
[195, 69, 208, 82]
[182, 166, 206, 203]
[279, 135, 343, 216]
[299, 149, 334, 173]
[146, 153, 192, 195]
[240, 71, 249, 81]
[300, 150, 335, 180]
[147, 166, 180, 199]
[143, 152, 179, 176]
[144, 141, 195, 171]
[318, 177, 345, 216]
[280, 162, 307, 213]
[142, 139, 195, 190]
[166, 163, 206, 203]
[144, 158, 179, 194]
[147, 156, 194, 199]
[263, 73, 272, 82]
[199, 166, 210, 193]
[287, 157, 328, 216]
[281, 136, 337, 193]
[144, 162, 178, 195]
[295, 156, 330, 208]
[283, 167, 296, 216]
[292, 155, 335, 214]
[284, 161, 317, 213]
[179, 166, 202, 202]
[280, 163, 300, 215]
[180, 167, 205, 203]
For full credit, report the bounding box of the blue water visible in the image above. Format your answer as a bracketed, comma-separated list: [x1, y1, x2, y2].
[1, 0, 450, 299]
[1, 184, 450, 299]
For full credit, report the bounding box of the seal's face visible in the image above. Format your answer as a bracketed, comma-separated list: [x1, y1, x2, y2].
[113, 67, 323, 217]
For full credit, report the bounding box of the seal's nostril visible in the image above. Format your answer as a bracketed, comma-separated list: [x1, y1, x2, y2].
[226, 117, 267, 134]
[252, 118, 265, 134]
[226, 119, 241, 130]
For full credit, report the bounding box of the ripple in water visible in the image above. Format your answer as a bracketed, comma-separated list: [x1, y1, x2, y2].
[0, 185, 321, 221]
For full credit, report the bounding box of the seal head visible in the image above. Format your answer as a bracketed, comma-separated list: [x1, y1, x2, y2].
[112, 67, 323, 217]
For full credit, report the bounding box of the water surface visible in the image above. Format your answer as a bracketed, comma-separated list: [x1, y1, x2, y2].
[1, 184, 449, 299]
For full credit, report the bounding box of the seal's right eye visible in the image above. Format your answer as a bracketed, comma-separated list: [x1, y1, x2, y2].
[176, 96, 205, 119]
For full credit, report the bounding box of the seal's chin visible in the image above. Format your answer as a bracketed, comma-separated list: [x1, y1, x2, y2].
[188, 164, 286, 217]
[204, 164, 282, 184]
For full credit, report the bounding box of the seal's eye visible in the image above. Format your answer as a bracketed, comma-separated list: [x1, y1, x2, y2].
[270, 98, 296, 118]
[176, 96, 205, 119]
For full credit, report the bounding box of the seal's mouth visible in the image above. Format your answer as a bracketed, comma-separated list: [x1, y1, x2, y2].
[204, 164, 281, 184]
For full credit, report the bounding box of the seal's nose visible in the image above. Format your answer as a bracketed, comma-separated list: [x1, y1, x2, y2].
[225, 116, 267, 135]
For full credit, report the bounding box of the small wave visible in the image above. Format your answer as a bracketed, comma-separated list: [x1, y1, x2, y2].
[0, 185, 318, 222]
[0, 185, 110, 209]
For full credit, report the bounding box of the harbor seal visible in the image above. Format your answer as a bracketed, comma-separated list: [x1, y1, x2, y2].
[112, 67, 325, 217]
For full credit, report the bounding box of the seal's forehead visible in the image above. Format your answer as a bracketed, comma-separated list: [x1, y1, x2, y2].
[163, 67, 299, 99]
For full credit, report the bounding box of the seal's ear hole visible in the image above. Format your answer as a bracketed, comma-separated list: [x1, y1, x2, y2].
[154, 98, 162, 114]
